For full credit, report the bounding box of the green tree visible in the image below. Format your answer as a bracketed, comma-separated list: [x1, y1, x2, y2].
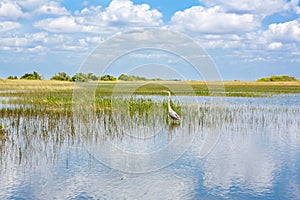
[257, 75, 299, 82]
[118, 74, 147, 81]
[72, 73, 88, 82]
[20, 71, 42, 80]
[100, 74, 117, 81]
[7, 76, 18, 80]
[87, 73, 99, 81]
[51, 72, 72, 81]
[118, 74, 131, 81]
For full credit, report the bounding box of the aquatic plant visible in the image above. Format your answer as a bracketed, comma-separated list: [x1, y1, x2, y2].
[0, 124, 7, 141]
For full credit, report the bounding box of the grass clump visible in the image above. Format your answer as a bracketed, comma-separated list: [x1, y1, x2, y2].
[0, 124, 7, 141]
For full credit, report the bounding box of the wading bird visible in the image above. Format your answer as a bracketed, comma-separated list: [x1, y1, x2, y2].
[163, 90, 181, 121]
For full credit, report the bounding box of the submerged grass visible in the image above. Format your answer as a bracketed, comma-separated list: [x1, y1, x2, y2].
[0, 124, 6, 141]
[1, 88, 300, 167]
[1, 79, 300, 170]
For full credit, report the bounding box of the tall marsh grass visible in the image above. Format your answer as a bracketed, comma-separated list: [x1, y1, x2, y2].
[1, 80, 300, 167]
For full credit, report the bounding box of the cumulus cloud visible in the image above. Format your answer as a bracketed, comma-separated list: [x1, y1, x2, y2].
[28, 45, 48, 53]
[0, 1, 24, 20]
[78, 36, 104, 46]
[34, 0, 162, 33]
[0, 37, 28, 47]
[33, 16, 100, 33]
[0, 32, 74, 53]
[170, 6, 260, 34]
[283, 0, 300, 14]
[35, 1, 69, 16]
[18, 0, 47, 11]
[0, 21, 21, 32]
[1, 0, 299, 65]
[199, 0, 288, 17]
[0, 0, 71, 21]
[24, 32, 71, 45]
[102, 0, 162, 26]
[263, 20, 300, 42]
[268, 42, 283, 50]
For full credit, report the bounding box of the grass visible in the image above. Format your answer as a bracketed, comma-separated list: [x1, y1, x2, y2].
[0, 124, 6, 141]
[1, 80, 299, 167]
[0, 80, 298, 122]
[223, 81, 300, 97]
[0, 79, 300, 101]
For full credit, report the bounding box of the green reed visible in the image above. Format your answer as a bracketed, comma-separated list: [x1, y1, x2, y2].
[1, 80, 300, 167]
[1, 80, 300, 99]
[1, 96, 300, 167]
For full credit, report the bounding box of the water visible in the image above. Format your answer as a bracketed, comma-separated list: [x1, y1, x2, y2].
[1, 95, 300, 199]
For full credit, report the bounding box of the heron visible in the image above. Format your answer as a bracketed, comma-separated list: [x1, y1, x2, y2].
[163, 90, 181, 121]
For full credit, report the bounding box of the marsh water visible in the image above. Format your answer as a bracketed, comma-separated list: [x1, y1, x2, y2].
[1, 94, 300, 199]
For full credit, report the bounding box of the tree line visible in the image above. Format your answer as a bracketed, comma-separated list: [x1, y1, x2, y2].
[6, 72, 299, 82]
[6, 72, 163, 82]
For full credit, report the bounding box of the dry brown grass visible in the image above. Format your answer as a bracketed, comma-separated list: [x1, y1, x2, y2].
[0, 80, 75, 91]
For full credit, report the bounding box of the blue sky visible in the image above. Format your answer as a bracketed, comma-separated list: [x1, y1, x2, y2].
[0, 0, 300, 81]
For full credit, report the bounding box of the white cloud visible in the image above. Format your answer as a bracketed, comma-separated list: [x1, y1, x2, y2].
[18, 0, 47, 11]
[0, 1, 24, 20]
[25, 32, 49, 43]
[0, 32, 75, 53]
[199, 0, 287, 17]
[0, 1, 69, 20]
[78, 36, 104, 46]
[34, 0, 162, 33]
[33, 16, 99, 33]
[75, 5, 102, 16]
[283, 0, 300, 14]
[268, 42, 283, 50]
[0, 21, 21, 32]
[190, 33, 247, 49]
[0, 46, 12, 51]
[103, 0, 162, 26]
[0, 37, 28, 47]
[170, 6, 260, 34]
[28, 45, 48, 53]
[35, 1, 69, 16]
[24, 32, 72, 45]
[263, 20, 300, 42]
[56, 44, 87, 51]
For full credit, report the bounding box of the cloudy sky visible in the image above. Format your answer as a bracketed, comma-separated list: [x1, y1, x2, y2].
[0, 0, 300, 80]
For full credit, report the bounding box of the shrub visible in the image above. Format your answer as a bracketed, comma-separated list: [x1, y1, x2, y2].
[7, 76, 18, 80]
[118, 74, 147, 81]
[20, 71, 42, 80]
[51, 72, 72, 81]
[100, 74, 117, 81]
[257, 75, 299, 82]
[72, 73, 88, 82]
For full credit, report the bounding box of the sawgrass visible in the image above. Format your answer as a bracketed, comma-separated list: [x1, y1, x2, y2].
[0, 80, 300, 101]
[1, 80, 299, 167]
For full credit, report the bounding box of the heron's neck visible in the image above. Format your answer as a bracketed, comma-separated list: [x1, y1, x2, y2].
[168, 94, 171, 111]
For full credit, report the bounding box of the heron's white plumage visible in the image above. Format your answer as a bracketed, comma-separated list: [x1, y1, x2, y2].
[165, 91, 181, 120]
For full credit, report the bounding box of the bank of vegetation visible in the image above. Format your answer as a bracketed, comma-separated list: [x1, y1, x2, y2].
[2, 72, 300, 97]
[5, 72, 162, 82]
[257, 75, 299, 82]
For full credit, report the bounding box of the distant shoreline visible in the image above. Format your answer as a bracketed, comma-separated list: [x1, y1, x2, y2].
[1, 79, 300, 98]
